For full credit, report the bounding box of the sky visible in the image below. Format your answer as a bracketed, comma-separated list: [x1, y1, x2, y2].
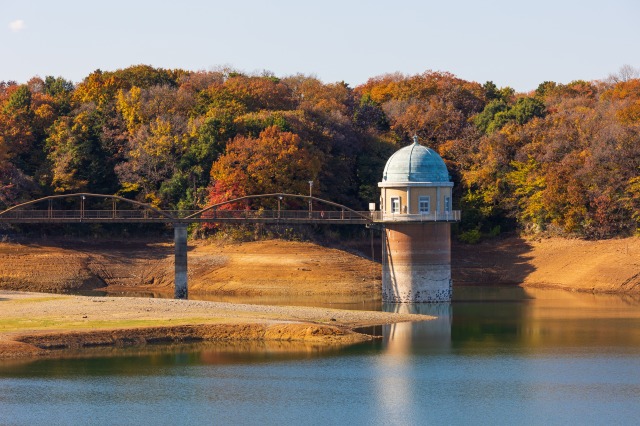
[2, 0, 639, 92]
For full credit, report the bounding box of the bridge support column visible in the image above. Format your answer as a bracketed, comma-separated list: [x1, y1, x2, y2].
[174, 223, 188, 299]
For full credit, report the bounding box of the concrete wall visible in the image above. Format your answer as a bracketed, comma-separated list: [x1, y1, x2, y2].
[382, 222, 452, 302]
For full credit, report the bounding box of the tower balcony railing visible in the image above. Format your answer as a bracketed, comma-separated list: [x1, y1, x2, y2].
[371, 210, 460, 222]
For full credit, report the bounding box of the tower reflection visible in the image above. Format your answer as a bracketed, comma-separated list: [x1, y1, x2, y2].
[372, 304, 452, 423]
[381, 303, 452, 354]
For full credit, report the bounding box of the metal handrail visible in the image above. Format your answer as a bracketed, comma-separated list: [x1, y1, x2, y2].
[0, 209, 372, 223]
[370, 210, 461, 222]
[0, 208, 461, 223]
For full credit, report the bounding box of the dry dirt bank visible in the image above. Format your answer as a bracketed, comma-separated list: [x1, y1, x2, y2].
[0, 236, 638, 296]
[453, 236, 640, 293]
[0, 291, 430, 358]
[0, 239, 379, 296]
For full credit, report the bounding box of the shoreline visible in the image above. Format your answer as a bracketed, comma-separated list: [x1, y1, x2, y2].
[1, 236, 638, 297]
[0, 291, 431, 359]
[1, 235, 638, 358]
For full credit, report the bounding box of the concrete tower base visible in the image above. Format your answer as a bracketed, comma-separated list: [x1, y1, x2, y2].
[382, 222, 452, 303]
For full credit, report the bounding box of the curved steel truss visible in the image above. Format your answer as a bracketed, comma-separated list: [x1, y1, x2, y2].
[0, 192, 373, 224]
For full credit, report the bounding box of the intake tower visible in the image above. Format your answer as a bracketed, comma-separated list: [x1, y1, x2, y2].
[378, 136, 459, 302]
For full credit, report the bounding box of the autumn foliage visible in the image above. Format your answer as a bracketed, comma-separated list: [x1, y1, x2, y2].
[209, 126, 321, 205]
[1, 65, 639, 239]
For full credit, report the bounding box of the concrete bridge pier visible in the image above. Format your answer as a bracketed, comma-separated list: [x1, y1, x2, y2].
[174, 223, 188, 299]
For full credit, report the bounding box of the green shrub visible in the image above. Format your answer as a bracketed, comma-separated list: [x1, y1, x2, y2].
[488, 225, 501, 237]
[458, 229, 482, 244]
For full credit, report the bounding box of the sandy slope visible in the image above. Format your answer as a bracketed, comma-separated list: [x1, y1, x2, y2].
[453, 236, 640, 293]
[0, 239, 379, 296]
[0, 236, 638, 296]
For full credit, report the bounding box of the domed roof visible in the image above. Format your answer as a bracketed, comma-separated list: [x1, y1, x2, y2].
[382, 136, 450, 183]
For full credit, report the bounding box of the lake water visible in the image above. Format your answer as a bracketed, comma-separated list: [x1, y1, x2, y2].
[1, 286, 640, 425]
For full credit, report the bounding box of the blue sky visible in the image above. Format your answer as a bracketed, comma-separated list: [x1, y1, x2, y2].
[2, 0, 639, 92]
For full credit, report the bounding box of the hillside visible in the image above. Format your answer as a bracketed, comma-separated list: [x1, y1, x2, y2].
[3, 67, 640, 242]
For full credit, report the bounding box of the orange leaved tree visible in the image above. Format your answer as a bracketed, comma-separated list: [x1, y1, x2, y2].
[207, 126, 322, 210]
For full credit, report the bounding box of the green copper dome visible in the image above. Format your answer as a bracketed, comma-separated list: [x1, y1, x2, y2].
[382, 137, 450, 183]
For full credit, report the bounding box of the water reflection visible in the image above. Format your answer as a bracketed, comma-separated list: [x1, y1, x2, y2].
[381, 303, 452, 353]
[370, 286, 532, 357]
[0, 340, 353, 376]
[368, 289, 640, 425]
[512, 287, 640, 351]
[3, 287, 640, 425]
[373, 303, 452, 424]
[59, 286, 640, 359]
[368, 286, 640, 356]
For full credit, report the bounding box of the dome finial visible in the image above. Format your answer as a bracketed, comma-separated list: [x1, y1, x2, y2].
[412, 134, 419, 145]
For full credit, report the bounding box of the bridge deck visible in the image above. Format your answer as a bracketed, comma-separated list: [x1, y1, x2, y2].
[0, 209, 369, 224]
[0, 193, 460, 225]
[0, 209, 460, 224]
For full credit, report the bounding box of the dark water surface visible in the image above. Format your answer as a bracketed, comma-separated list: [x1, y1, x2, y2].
[2, 287, 640, 425]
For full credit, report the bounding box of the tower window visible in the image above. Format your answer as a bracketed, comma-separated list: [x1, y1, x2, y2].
[444, 196, 451, 212]
[391, 197, 400, 214]
[419, 196, 430, 214]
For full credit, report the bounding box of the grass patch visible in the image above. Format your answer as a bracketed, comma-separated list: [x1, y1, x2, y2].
[0, 316, 233, 333]
[0, 318, 62, 331]
[8, 296, 67, 304]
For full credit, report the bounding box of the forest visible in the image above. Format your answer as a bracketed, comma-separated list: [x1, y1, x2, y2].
[1, 65, 639, 240]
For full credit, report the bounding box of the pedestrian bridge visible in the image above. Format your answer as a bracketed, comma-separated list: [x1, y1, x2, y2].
[0, 192, 460, 299]
[0, 192, 460, 224]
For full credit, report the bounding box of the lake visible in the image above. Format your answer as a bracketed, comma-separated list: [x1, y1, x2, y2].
[1, 286, 640, 425]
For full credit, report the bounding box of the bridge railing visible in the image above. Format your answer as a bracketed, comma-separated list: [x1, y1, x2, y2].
[0, 193, 383, 224]
[0, 208, 374, 223]
[370, 210, 461, 222]
[194, 209, 372, 222]
[0, 209, 172, 221]
[0, 207, 460, 223]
